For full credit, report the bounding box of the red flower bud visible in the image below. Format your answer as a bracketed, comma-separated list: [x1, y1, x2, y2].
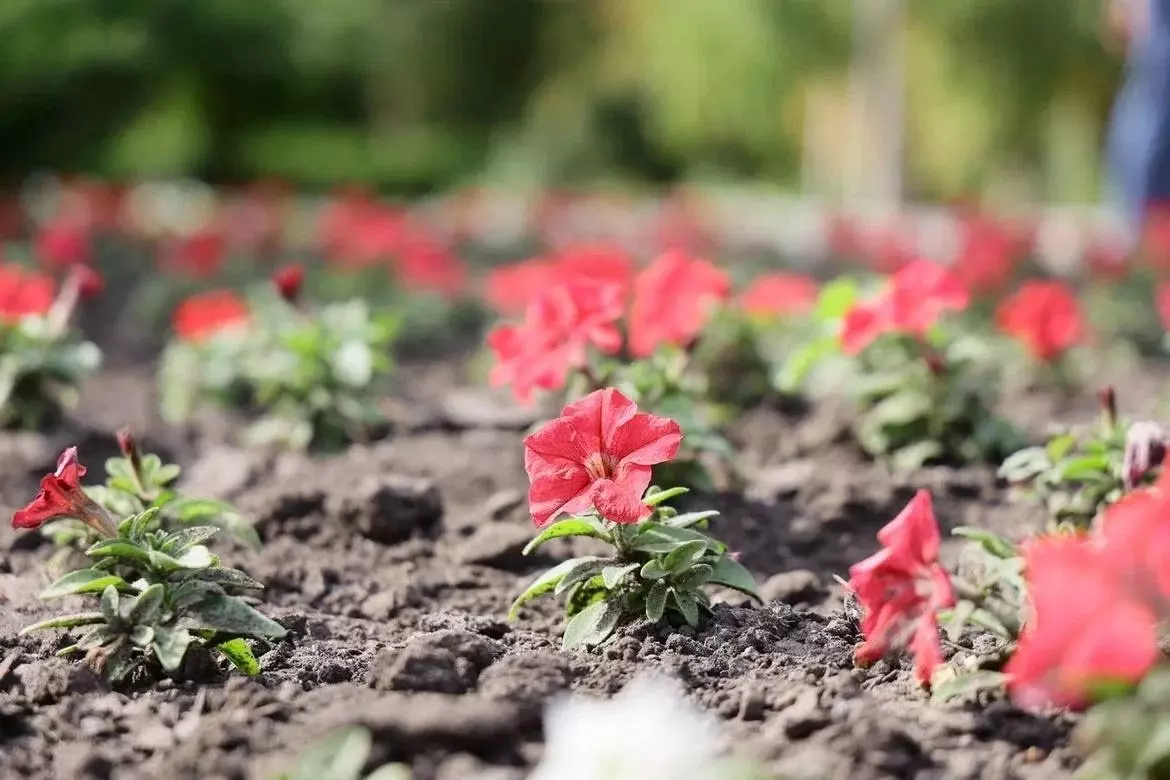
[1099, 386, 1118, 428]
[116, 428, 143, 479]
[272, 264, 304, 303]
[71, 265, 104, 299]
[12, 447, 117, 538]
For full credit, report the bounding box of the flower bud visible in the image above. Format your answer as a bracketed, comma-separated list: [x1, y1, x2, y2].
[272, 264, 304, 303]
[1098, 386, 1118, 428]
[116, 427, 143, 479]
[1123, 421, 1168, 489]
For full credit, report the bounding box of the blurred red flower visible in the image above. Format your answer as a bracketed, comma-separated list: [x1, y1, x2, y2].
[12, 447, 117, 537]
[1156, 282, 1170, 330]
[1005, 534, 1158, 710]
[391, 228, 467, 298]
[160, 229, 228, 278]
[996, 280, 1083, 363]
[487, 278, 624, 404]
[848, 490, 955, 686]
[840, 260, 969, 354]
[523, 387, 682, 527]
[272, 264, 304, 303]
[628, 251, 730, 358]
[172, 290, 249, 342]
[34, 217, 91, 269]
[485, 259, 558, 315]
[0, 264, 55, 322]
[738, 272, 819, 319]
[952, 214, 1020, 294]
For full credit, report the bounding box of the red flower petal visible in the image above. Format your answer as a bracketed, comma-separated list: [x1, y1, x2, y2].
[590, 478, 651, 525]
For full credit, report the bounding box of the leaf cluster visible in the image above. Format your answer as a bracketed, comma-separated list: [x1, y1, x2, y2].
[508, 487, 761, 650]
[0, 314, 101, 430]
[160, 291, 399, 452]
[23, 507, 286, 683]
[1076, 666, 1170, 780]
[999, 420, 1129, 529]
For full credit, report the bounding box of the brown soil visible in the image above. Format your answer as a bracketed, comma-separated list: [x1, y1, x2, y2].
[1, 354, 1161, 780]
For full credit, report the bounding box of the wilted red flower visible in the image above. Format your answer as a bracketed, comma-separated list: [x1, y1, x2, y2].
[12, 447, 117, 537]
[840, 260, 969, 355]
[172, 290, 249, 342]
[996, 280, 1083, 363]
[1005, 534, 1158, 710]
[272, 264, 304, 303]
[738, 273, 819, 319]
[523, 387, 683, 527]
[0, 264, 55, 323]
[161, 229, 227, 278]
[487, 278, 624, 404]
[485, 260, 558, 315]
[34, 218, 91, 269]
[847, 490, 955, 686]
[628, 251, 730, 358]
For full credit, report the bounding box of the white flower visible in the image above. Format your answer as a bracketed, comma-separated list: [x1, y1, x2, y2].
[530, 674, 729, 780]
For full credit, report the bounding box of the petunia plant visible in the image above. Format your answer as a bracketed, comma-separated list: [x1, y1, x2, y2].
[994, 278, 1086, 391]
[998, 387, 1162, 529]
[507, 388, 760, 649]
[13, 447, 286, 683]
[39, 430, 259, 574]
[486, 250, 736, 487]
[783, 260, 1022, 471]
[0, 263, 102, 430]
[159, 265, 400, 451]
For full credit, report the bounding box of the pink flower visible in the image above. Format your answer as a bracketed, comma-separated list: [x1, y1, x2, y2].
[847, 490, 955, 686]
[739, 273, 819, 319]
[996, 280, 1083, 363]
[487, 278, 624, 404]
[839, 260, 969, 355]
[628, 251, 730, 358]
[523, 388, 683, 527]
[12, 447, 117, 537]
[1005, 534, 1158, 710]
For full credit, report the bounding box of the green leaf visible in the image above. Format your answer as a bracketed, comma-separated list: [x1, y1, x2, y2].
[170, 580, 227, 610]
[130, 625, 155, 647]
[20, 612, 107, 635]
[663, 539, 708, 573]
[562, 598, 623, 650]
[630, 524, 711, 554]
[1056, 455, 1111, 481]
[952, 527, 1017, 560]
[864, 390, 933, 427]
[174, 566, 264, 590]
[645, 580, 668, 622]
[147, 545, 214, 573]
[100, 585, 121, 623]
[171, 498, 260, 549]
[889, 440, 943, 472]
[287, 727, 372, 780]
[155, 464, 182, 486]
[161, 526, 221, 556]
[130, 507, 162, 539]
[662, 510, 719, 529]
[182, 595, 288, 640]
[152, 625, 193, 672]
[87, 539, 152, 567]
[522, 516, 609, 555]
[216, 638, 261, 676]
[639, 559, 670, 580]
[601, 564, 639, 589]
[930, 671, 1008, 703]
[672, 588, 700, 627]
[674, 563, 714, 590]
[39, 569, 128, 599]
[364, 765, 412, 780]
[643, 486, 688, 506]
[775, 338, 834, 394]
[708, 556, 762, 602]
[130, 584, 167, 624]
[1045, 433, 1077, 462]
[554, 559, 609, 597]
[815, 278, 858, 320]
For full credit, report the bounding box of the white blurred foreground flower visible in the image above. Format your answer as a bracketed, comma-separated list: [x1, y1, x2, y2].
[530, 675, 740, 780]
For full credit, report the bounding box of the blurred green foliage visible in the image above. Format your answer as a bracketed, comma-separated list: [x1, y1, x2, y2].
[0, 0, 1122, 198]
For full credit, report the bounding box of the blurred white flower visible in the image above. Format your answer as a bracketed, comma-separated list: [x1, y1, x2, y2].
[530, 675, 730, 780]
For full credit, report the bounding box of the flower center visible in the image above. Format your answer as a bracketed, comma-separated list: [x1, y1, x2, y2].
[584, 452, 617, 481]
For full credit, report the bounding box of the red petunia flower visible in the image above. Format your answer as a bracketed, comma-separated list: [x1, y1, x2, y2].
[996, 280, 1083, 363]
[847, 490, 955, 686]
[34, 217, 91, 269]
[1097, 462, 1170, 609]
[952, 214, 1020, 295]
[1005, 534, 1158, 710]
[391, 228, 467, 298]
[840, 260, 969, 355]
[160, 229, 228, 278]
[12, 447, 117, 537]
[628, 251, 730, 358]
[555, 244, 635, 299]
[485, 259, 559, 315]
[738, 273, 819, 319]
[523, 387, 683, 527]
[172, 290, 249, 342]
[272, 264, 304, 303]
[487, 278, 624, 404]
[0, 264, 55, 323]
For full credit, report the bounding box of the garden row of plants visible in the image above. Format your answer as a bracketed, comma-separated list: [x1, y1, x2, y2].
[9, 184, 1170, 776]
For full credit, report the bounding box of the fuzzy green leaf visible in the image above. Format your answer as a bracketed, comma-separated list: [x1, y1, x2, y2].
[930, 671, 1008, 703]
[708, 556, 762, 602]
[20, 612, 107, 635]
[562, 598, 623, 650]
[182, 595, 287, 640]
[630, 524, 711, 554]
[645, 580, 668, 622]
[663, 539, 709, 573]
[554, 559, 609, 597]
[130, 507, 162, 539]
[87, 539, 152, 566]
[601, 564, 639, 589]
[672, 588, 700, 627]
[171, 497, 260, 549]
[639, 559, 670, 580]
[674, 563, 714, 590]
[643, 486, 689, 506]
[39, 569, 128, 599]
[129, 584, 167, 625]
[152, 625, 193, 672]
[506, 558, 597, 619]
[161, 526, 221, 556]
[217, 637, 261, 676]
[175, 566, 264, 590]
[889, 440, 943, 472]
[522, 517, 608, 555]
[662, 510, 719, 529]
[100, 585, 121, 623]
[952, 527, 1017, 560]
[287, 727, 372, 780]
